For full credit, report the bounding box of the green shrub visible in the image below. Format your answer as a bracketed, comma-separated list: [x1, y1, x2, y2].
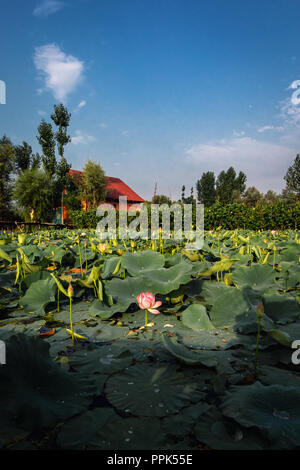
[69, 202, 300, 231]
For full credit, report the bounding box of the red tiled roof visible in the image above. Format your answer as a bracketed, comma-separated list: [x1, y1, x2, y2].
[68, 170, 144, 202]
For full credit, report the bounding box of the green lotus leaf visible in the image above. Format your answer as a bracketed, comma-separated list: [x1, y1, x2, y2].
[88, 417, 166, 450]
[267, 328, 292, 347]
[194, 407, 268, 450]
[19, 278, 56, 314]
[140, 262, 193, 294]
[105, 363, 204, 417]
[185, 279, 205, 298]
[222, 382, 300, 448]
[162, 332, 218, 367]
[201, 281, 236, 304]
[100, 256, 121, 279]
[278, 245, 299, 263]
[121, 250, 165, 276]
[179, 327, 252, 351]
[57, 408, 118, 449]
[163, 252, 182, 267]
[181, 304, 214, 331]
[209, 288, 249, 327]
[0, 271, 17, 289]
[89, 298, 134, 319]
[105, 276, 152, 308]
[232, 264, 276, 292]
[262, 294, 300, 324]
[0, 334, 96, 440]
[259, 366, 300, 387]
[0, 247, 12, 263]
[276, 261, 300, 289]
[69, 343, 132, 375]
[22, 270, 51, 290]
[74, 248, 96, 268]
[43, 245, 66, 263]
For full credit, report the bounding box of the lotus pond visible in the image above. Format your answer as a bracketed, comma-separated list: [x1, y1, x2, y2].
[0, 229, 299, 450]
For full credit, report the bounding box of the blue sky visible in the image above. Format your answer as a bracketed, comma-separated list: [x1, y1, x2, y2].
[1, 0, 300, 200]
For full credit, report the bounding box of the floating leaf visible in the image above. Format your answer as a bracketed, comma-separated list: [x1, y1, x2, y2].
[162, 332, 218, 367]
[181, 304, 214, 331]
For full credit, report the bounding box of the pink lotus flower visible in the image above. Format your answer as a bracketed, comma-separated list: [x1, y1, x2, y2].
[136, 292, 162, 314]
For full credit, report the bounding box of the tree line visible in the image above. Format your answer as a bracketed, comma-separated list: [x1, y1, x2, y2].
[0, 104, 107, 222]
[180, 159, 299, 207]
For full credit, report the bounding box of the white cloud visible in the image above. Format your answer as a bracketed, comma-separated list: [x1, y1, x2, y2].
[257, 125, 284, 133]
[33, 0, 65, 17]
[71, 130, 96, 145]
[74, 100, 86, 112]
[99, 123, 108, 128]
[233, 130, 245, 137]
[185, 136, 296, 191]
[34, 44, 84, 101]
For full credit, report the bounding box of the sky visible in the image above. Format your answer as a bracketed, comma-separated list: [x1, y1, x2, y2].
[1, 0, 300, 200]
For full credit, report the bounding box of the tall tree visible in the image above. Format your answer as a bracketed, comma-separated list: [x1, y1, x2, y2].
[243, 186, 263, 207]
[181, 185, 186, 202]
[216, 167, 247, 205]
[37, 120, 56, 176]
[15, 142, 37, 173]
[153, 194, 172, 205]
[51, 104, 72, 223]
[196, 171, 216, 206]
[51, 104, 72, 159]
[262, 190, 279, 205]
[0, 136, 15, 218]
[14, 168, 54, 222]
[79, 160, 107, 209]
[284, 154, 300, 197]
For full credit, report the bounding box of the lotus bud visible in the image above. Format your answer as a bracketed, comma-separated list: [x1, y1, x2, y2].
[67, 283, 74, 298]
[257, 301, 264, 317]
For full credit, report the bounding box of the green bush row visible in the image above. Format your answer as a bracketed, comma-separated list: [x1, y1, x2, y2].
[69, 202, 300, 231]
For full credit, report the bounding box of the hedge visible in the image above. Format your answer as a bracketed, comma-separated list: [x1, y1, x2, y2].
[69, 202, 300, 231]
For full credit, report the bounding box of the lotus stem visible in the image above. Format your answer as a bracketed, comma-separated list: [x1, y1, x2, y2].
[69, 297, 75, 348]
[84, 243, 88, 272]
[78, 241, 83, 277]
[145, 309, 148, 328]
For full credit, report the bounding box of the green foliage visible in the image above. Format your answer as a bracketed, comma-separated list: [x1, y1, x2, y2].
[70, 201, 300, 230]
[64, 193, 82, 211]
[69, 208, 101, 228]
[0, 136, 15, 218]
[14, 141, 39, 174]
[284, 154, 300, 196]
[13, 168, 55, 221]
[37, 120, 57, 176]
[216, 167, 247, 204]
[203, 201, 300, 230]
[196, 171, 216, 206]
[79, 160, 107, 208]
[243, 186, 263, 207]
[153, 194, 172, 204]
[50, 103, 71, 159]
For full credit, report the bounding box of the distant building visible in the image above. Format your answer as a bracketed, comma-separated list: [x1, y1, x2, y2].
[55, 169, 145, 223]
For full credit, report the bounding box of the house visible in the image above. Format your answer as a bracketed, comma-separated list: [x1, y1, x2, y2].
[55, 169, 145, 223]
